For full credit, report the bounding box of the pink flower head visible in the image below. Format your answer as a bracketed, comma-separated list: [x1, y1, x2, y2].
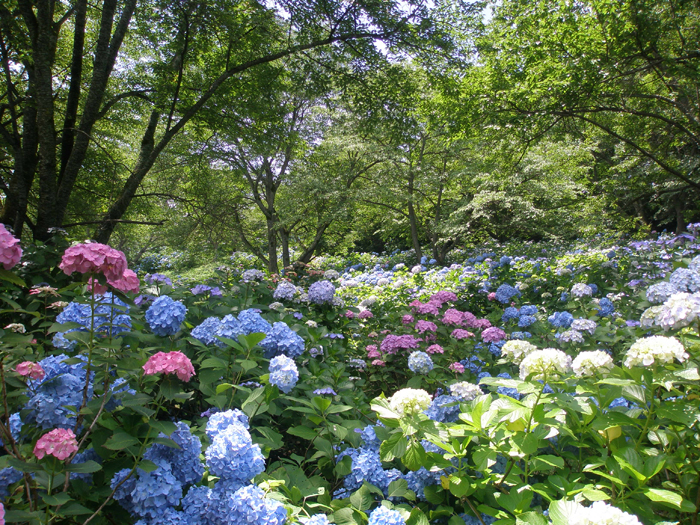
[442, 308, 465, 326]
[345, 310, 355, 319]
[34, 428, 79, 460]
[426, 344, 444, 354]
[0, 501, 4, 524]
[409, 299, 423, 309]
[15, 361, 45, 381]
[87, 276, 108, 295]
[59, 243, 128, 282]
[488, 292, 497, 301]
[366, 345, 381, 358]
[472, 318, 492, 330]
[0, 224, 22, 270]
[401, 314, 415, 325]
[143, 351, 195, 382]
[430, 291, 457, 307]
[416, 301, 441, 315]
[449, 362, 465, 374]
[451, 329, 474, 340]
[415, 320, 438, 333]
[357, 310, 374, 319]
[380, 334, 421, 355]
[461, 311, 478, 328]
[371, 359, 386, 367]
[482, 327, 507, 343]
[109, 269, 140, 293]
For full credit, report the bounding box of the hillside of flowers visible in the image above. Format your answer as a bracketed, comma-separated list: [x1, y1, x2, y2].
[1, 225, 700, 525]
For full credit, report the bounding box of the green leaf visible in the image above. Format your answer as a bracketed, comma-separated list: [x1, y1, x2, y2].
[42, 492, 72, 506]
[581, 487, 610, 502]
[200, 357, 227, 369]
[349, 484, 374, 511]
[216, 383, 234, 394]
[405, 507, 430, 525]
[311, 396, 332, 413]
[516, 512, 549, 525]
[643, 488, 696, 512]
[287, 425, 319, 440]
[334, 455, 353, 477]
[0, 269, 26, 287]
[332, 508, 357, 525]
[380, 432, 407, 462]
[529, 455, 564, 471]
[549, 500, 581, 525]
[388, 479, 410, 499]
[60, 502, 93, 516]
[102, 431, 139, 450]
[447, 474, 472, 498]
[65, 460, 101, 474]
[402, 440, 427, 471]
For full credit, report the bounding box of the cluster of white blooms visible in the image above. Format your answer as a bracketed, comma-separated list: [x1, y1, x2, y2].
[570, 501, 641, 525]
[623, 335, 688, 368]
[572, 351, 614, 377]
[655, 292, 700, 330]
[268, 302, 284, 310]
[449, 382, 482, 401]
[359, 296, 378, 307]
[389, 388, 432, 416]
[376, 278, 390, 287]
[323, 269, 340, 280]
[558, 330, 585, 344]
[519, 348, 572, 380]
[332, 296, 345, 308]
[571, 283, 593, 298]
[571, 318, 597, 334]
[501, 340, 538, 365]
[639, 305, 664, 328]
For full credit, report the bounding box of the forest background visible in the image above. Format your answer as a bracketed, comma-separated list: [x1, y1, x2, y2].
[1, 0, 699, 272]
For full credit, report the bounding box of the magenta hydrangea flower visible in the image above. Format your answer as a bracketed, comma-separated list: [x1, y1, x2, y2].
[143, 351, 195, 382]
[0, 224, 22, 270]
[449, 362, 465, 373]
[59, 243, 127, 281]
[34, 428, 79, 460]
[380, 334, 421, 354]
[426, 344, 444, 354]
[366, 345, 381, 358]
[15, 361, 45, 380]
[488, 292, 497, 301]
[471, 318, 492, 330]
[345, 310, 355, 319]
[482, 327, 506, 343]
[415, 320, 438, 333]
[358, 310, 374, 319]
[430, 291, 457, 306]
[371, 359, 386, 367]
[442, 308, 465, 325]
[87, 276, 108, 295]
[451, 329, 474, 340]
[461, 311, 478, 328]
[415, 301, 441, 315]
[401, 314, 415, 325]
[108, 269, 140, 293]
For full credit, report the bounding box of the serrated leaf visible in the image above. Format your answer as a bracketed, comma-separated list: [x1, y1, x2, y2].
[65, 460, 101, 474]
[288, 425, 319, 440]
[406, 507, 430, 525]
[516, 512, 549, 525]
[103, 431, 139, 450]
[380, 432, 407, 462]
[643, 488, 696, 512]
[549, 500, 581, 525]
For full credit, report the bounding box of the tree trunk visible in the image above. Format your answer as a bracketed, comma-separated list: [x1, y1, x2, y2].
[280, 229, 291, 269]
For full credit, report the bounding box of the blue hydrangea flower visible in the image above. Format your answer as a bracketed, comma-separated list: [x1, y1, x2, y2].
[358, 425, 382, 451]
[518, 315, 536, 327]
[307, 280, 336, 305]
[460, 513, 496, 525]
[215, 314, 245, 344]
[238, 309, 272, 337]
[300, 515, 331, 525]
[461, 355, 486, 374]
[53, 294, 132, 345]
[269, 355, 299, 394]
[182, 485, 212, 523]
[424, 395, 460, 423]
[314, 387, 337, 395]
[205, 420, 265, 484]
[210, 485, 286, 525]
[519, 305, 537, 316]
[596, 297, 615, 317]
[0, 467, 22, 500]
[0, 413, 22, 446]
[143, 421, 204, 486]
[367, 505, 406, 524]
[260, 322, 305, 359]
[407, 351, 433, 375]
[191, 316, 222, 346]
[206, 409, 249, 440]
[548, 311, 574, 328]
[343, 448, 395, 494]
[496, 373, 521, 400]
[510, 331, 531, 339]
[111, 457, 183, 519]
[494, 284, 520, 304]
[502, 307, 519, 322]
[135, 507, 188, 525]
[273, 281, 298, 301]
[145, 296, 186, 336]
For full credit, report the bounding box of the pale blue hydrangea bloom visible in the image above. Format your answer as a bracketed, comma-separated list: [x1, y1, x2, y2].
[407, 351, 433, 375]
[145, 295, 186, 336]
[269, 355, 299, 393]
[367, 505, 406, 525]
[307, 280, 336, 304]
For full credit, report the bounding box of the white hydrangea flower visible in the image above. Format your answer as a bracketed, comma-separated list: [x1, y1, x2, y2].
[623, 335, 688, 368]
[519, 348, 572, 380]
[576, 501, 642, 525]
[323, 269, 340, 280]
[377, 278, 390, 286]
[449, 382, 482, 401]
[639, 305, 664, 328]
[655, 292, 700, 330]
[559, 329, 585, 343]
[269, 302, 284, 310]
[340, 279, 358, 288]
[572, 351, 614, 377]
[411, 265, 422, 274]
[571, 283, 593, 298]
[541, 292, 552, 299]
[389, 388, 432, 416]
[359, 296, 378, 307]
[306, 320, 318, 328]
[501, 340, 538, 365]
[571, 318, 597, 334]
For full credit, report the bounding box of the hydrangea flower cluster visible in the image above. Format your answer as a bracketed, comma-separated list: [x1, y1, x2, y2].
[0, 224, 22, 270]
[273, 281, 298, 301]
[53, 293, 132, 348]
[653, 292, 700, 330]
[143, 422, 204, 486]
[112, 457, 183, 520]
[59, 242, 128, 281]
[407, 351, 433, 374]
[367, 505, 406, 525]
[494, 284, 520, 303]
[571, 318, 597, 334]
[260, 321, 305, 359]
[424, 395, 461, 422]
[145, 296, 187, 336]
[519, 348, 572, 380]
[143, 351, 195, 382]
[646, 281, 680, 303]
[241, 269, 265, 282]
[389, 388, 432, 416]
[569, 501, 641, 525]
[623, 336, 688, 368]
[500, 340, 537, 365]
[558, 329, 585, 344]
[380, 334, 420, 354]
[190, 284, 222, 296]
[307, 280, 336, 304]
[269, 355, 299, 393]
[571, 283, 593, 298]
[548, 311, 574, 328]
[669, 267, 700, 293]
[450, 381, 482, 401]
[34, 428, 79, 460]
[572, 351, 614, 377]
[15, 361, 45, 380]
[482, 327, 506, 343]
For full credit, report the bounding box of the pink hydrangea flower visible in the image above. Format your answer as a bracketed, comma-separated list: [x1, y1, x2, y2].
[451, 329, 474, 340]
[366, 345, 381, 358]
[15, 361, 45, 380]
[357, 310, 373, 319]
[345, 310, 355, 319]
[108, 269, 140, 293]
[34, 428, 79, 460]
[430, 291, 457, 307]
[143, 351, 195, 382]
[426, 344, 444, 354]
[471, 318, 492, 330]
[0, 500, 4, 524]
[415, 320, 438, 333]
[416, 301, 441, 315]
[401, 314, 415, 325]
[59, 243, 128, 281]
[449, 362, 465, 373]
[87, 276, 108, 295]
[380, 334, 421, 355]
[482, 327, 507, 343]
[487, 292, 497, 301]
[371, 359, 386, 367]
[0, 224, 22, 270]
[442, 308, 465, 326]
[461, 311, 478, 328]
